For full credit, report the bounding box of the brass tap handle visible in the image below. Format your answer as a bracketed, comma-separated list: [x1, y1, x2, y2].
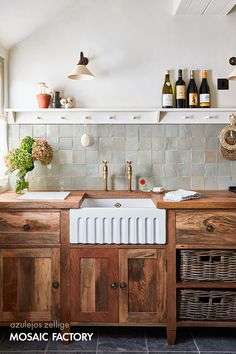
[126, 161, 133, 192]
[103, 160, 109, 191]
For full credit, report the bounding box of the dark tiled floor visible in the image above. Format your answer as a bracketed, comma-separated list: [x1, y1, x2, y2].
[0, 326, 236, 353]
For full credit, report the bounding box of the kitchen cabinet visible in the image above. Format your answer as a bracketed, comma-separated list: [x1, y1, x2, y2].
[0, 248, 60, 322]
[167, 209, 236, 345]
[70, 247, 167, 325]
[119, 248, 166, 324]
[70, 248, 119, 322]
[0, 209, 61, 323]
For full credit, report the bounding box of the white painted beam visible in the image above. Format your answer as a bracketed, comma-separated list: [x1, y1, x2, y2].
[174, 0, 236, 15]
[186, 0, 212, 15]
[203, 0, 236, 15]
[173, 0, 192, 15]
[221, 0, 236, 15]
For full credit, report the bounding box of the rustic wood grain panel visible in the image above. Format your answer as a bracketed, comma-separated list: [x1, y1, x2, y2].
[80, 258, 96, 312]
[0, 250, 2, 320]
[127, 249, 156, 258]
[51, 248, 60, 320]
[3, 311, 51, 322]
[0, 247, 57, 323]
[60, 210, 70, 334]
[128, 312, 161, 323]
[3, 249, 51, 258]
[176, 210, 236, 245]
[156, 248, 167, 323]
[119, 249, 129, 323]
[70, 248, 119, 322]
[3, 258, 17, 312]
[17, 257, 35, 312]
[167, 210, 177, 345]
[128, 259, 156, 313]
[95, 258, 108, 312]
[0, 233, 60, 245]
[34, 258, 51, 312]
[119, 248, 167, 324]
[0, 211, 60, 233]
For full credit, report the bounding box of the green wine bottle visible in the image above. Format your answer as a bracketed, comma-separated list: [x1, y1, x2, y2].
[162, 70, 173, 108]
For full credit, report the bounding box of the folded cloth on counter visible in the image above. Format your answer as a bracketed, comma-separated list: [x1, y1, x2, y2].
[164, 189, 200, 202]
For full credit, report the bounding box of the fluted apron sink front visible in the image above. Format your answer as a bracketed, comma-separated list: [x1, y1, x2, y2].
[70, 198, 166, 244]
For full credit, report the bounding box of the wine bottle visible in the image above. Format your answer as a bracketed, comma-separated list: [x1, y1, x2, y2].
[187, 70, 198, 108]
[162, 70, 173, 108]
[175, 69, 186, 108]
[199, 70, 210, 108]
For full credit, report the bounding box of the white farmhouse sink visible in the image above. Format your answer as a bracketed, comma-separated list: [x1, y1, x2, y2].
[70, 198, 166, 244]
[80, 198, 155, 208]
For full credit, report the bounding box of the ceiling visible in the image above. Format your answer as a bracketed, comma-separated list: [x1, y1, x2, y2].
[0, 0, 74, 48]
[174, 0, 236, 15]
[0, 0, 236, 49]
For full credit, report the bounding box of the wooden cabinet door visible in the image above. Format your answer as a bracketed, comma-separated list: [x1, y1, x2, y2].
[0, 248, 60, 322]
[70, 249, 119, 322]
[119, 249, 167, 324]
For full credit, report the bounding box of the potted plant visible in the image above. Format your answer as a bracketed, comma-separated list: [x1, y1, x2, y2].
[5, 136, 53, 193]
[36, 82, 51, 108]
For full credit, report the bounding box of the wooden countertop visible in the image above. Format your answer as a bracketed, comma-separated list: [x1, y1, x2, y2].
[0, 190, 235, 209]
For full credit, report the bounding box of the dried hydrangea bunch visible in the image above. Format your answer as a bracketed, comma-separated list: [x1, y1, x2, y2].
[32, 140, 53, 165]
[5, 136, 53, 193]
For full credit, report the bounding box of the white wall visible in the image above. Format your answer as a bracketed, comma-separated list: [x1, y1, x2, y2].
[8, 0, 236, 108]
[0, 43, 8, 108]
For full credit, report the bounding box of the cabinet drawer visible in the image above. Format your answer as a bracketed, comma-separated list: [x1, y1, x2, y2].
[0, 211, 60, 244]
[176, 211, 236, 245]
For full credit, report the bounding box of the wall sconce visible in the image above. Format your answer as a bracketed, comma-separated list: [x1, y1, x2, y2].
[68, 52, 95, 80]
[228, 57, 236, 80]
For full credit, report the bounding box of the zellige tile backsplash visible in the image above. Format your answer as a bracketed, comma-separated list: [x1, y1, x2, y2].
[8, 124, 235, 191]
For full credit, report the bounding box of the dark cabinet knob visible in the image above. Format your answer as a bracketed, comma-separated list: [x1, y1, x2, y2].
[119, 281, 127, 290]
[110, 282, 117, 289]
[207, 224, 214, 232]
[23, 224, 30, 232]
[52, 281, 60, 289]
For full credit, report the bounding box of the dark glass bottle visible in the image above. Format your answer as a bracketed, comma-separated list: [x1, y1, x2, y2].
[187, 70, 198, 108]
[175, 69, 186, 108]
[199, 70, 210, 108]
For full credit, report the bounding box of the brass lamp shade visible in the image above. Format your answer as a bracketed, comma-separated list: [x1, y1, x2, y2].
[68, 52, 95, 80]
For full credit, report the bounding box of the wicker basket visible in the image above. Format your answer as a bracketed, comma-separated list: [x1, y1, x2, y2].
[179, 250, 236, 282]
[178, 289, 236, 321]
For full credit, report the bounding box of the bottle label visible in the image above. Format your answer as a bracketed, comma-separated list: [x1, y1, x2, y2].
[189, 93, 198, 106]
[200, 93, 210, 106]
[162, 94, 173, 107]
[176, 85, 186, 99]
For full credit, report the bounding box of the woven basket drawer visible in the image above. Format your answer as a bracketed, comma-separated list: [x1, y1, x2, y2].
[179, 250, 236, 282]
[178, 289, 236, 321]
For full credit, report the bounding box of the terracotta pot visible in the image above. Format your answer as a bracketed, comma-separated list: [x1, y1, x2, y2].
[37, 93, 51, 108]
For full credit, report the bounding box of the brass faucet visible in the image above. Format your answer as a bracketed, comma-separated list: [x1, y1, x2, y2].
[126, 160, 133, 192]
[103, 160, 109, 191]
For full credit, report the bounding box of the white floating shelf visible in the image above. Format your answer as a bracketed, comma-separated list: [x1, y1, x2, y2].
[4, 108, 159, 125]
[160, 108, 236, 124]
[4, 108, 236, 125]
